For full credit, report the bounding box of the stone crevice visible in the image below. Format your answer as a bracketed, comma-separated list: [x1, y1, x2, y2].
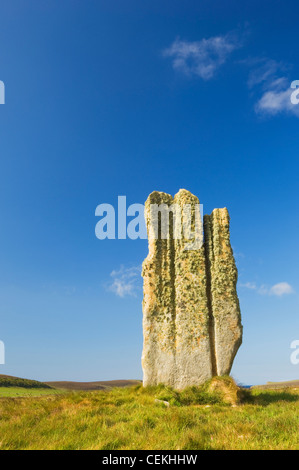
[203, 214, 218, 377]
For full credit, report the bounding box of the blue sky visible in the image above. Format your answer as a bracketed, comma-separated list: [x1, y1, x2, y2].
[0, 0, 298, 385]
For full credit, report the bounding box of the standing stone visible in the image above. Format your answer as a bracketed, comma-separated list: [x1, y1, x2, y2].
[142, 191, 176, 387]
[142, 189, 242, 389]
[204, 209, 242, 376]
[173, 190, 213, 388]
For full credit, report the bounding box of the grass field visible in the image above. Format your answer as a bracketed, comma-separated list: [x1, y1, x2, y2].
[0, 387, 64, 397]
[0, 374, 62, 398]
[0, 380, 298, 450]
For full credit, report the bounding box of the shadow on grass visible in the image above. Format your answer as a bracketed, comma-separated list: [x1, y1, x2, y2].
[252, 391, 299, 406]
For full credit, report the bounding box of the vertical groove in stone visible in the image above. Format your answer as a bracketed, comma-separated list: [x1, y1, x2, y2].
[203, 214, 218, 377]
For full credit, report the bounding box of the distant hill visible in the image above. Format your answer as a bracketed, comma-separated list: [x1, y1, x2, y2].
[0, 374, 52, 389]
[252, 380, 299, 390]
[2, 375, 298, 392]
[45, 380, 141, 391]
[0, 375, 141, 391]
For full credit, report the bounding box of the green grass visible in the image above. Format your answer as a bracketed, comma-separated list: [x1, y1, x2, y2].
[0, 382, 298, 450]
[0, 387, 64, 398]
[0, 374, 61, 398]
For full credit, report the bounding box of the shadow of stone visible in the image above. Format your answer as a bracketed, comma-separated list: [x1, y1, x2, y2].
[252, 390, 299, 406]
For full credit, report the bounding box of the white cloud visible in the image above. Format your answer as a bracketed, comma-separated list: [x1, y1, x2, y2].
[247, 58, 299, 117]
[256, 82, 299, 116]
[257, 284, 270, 296]
[163, 32, 241, 80]
[269, 282, 294, 297]
[163, 35, 299, 117]
[232, 248, 245, 260]
[107, 265, 142, 298]
[163, 34, 299, 117]
[240, 281, 256, 290]
[240, 280, 295, 297]
[247, 58, 284, 88]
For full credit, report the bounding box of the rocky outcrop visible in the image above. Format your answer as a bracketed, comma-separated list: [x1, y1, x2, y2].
[142, 189, 242, 389]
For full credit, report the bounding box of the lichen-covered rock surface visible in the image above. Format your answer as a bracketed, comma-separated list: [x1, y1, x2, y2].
[142, 189, 242, 389]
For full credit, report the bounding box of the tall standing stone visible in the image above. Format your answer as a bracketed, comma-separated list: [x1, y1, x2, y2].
[142, 191, 176, 387]
[142, 189, 242, 389]
[173, 190, 213, 388]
